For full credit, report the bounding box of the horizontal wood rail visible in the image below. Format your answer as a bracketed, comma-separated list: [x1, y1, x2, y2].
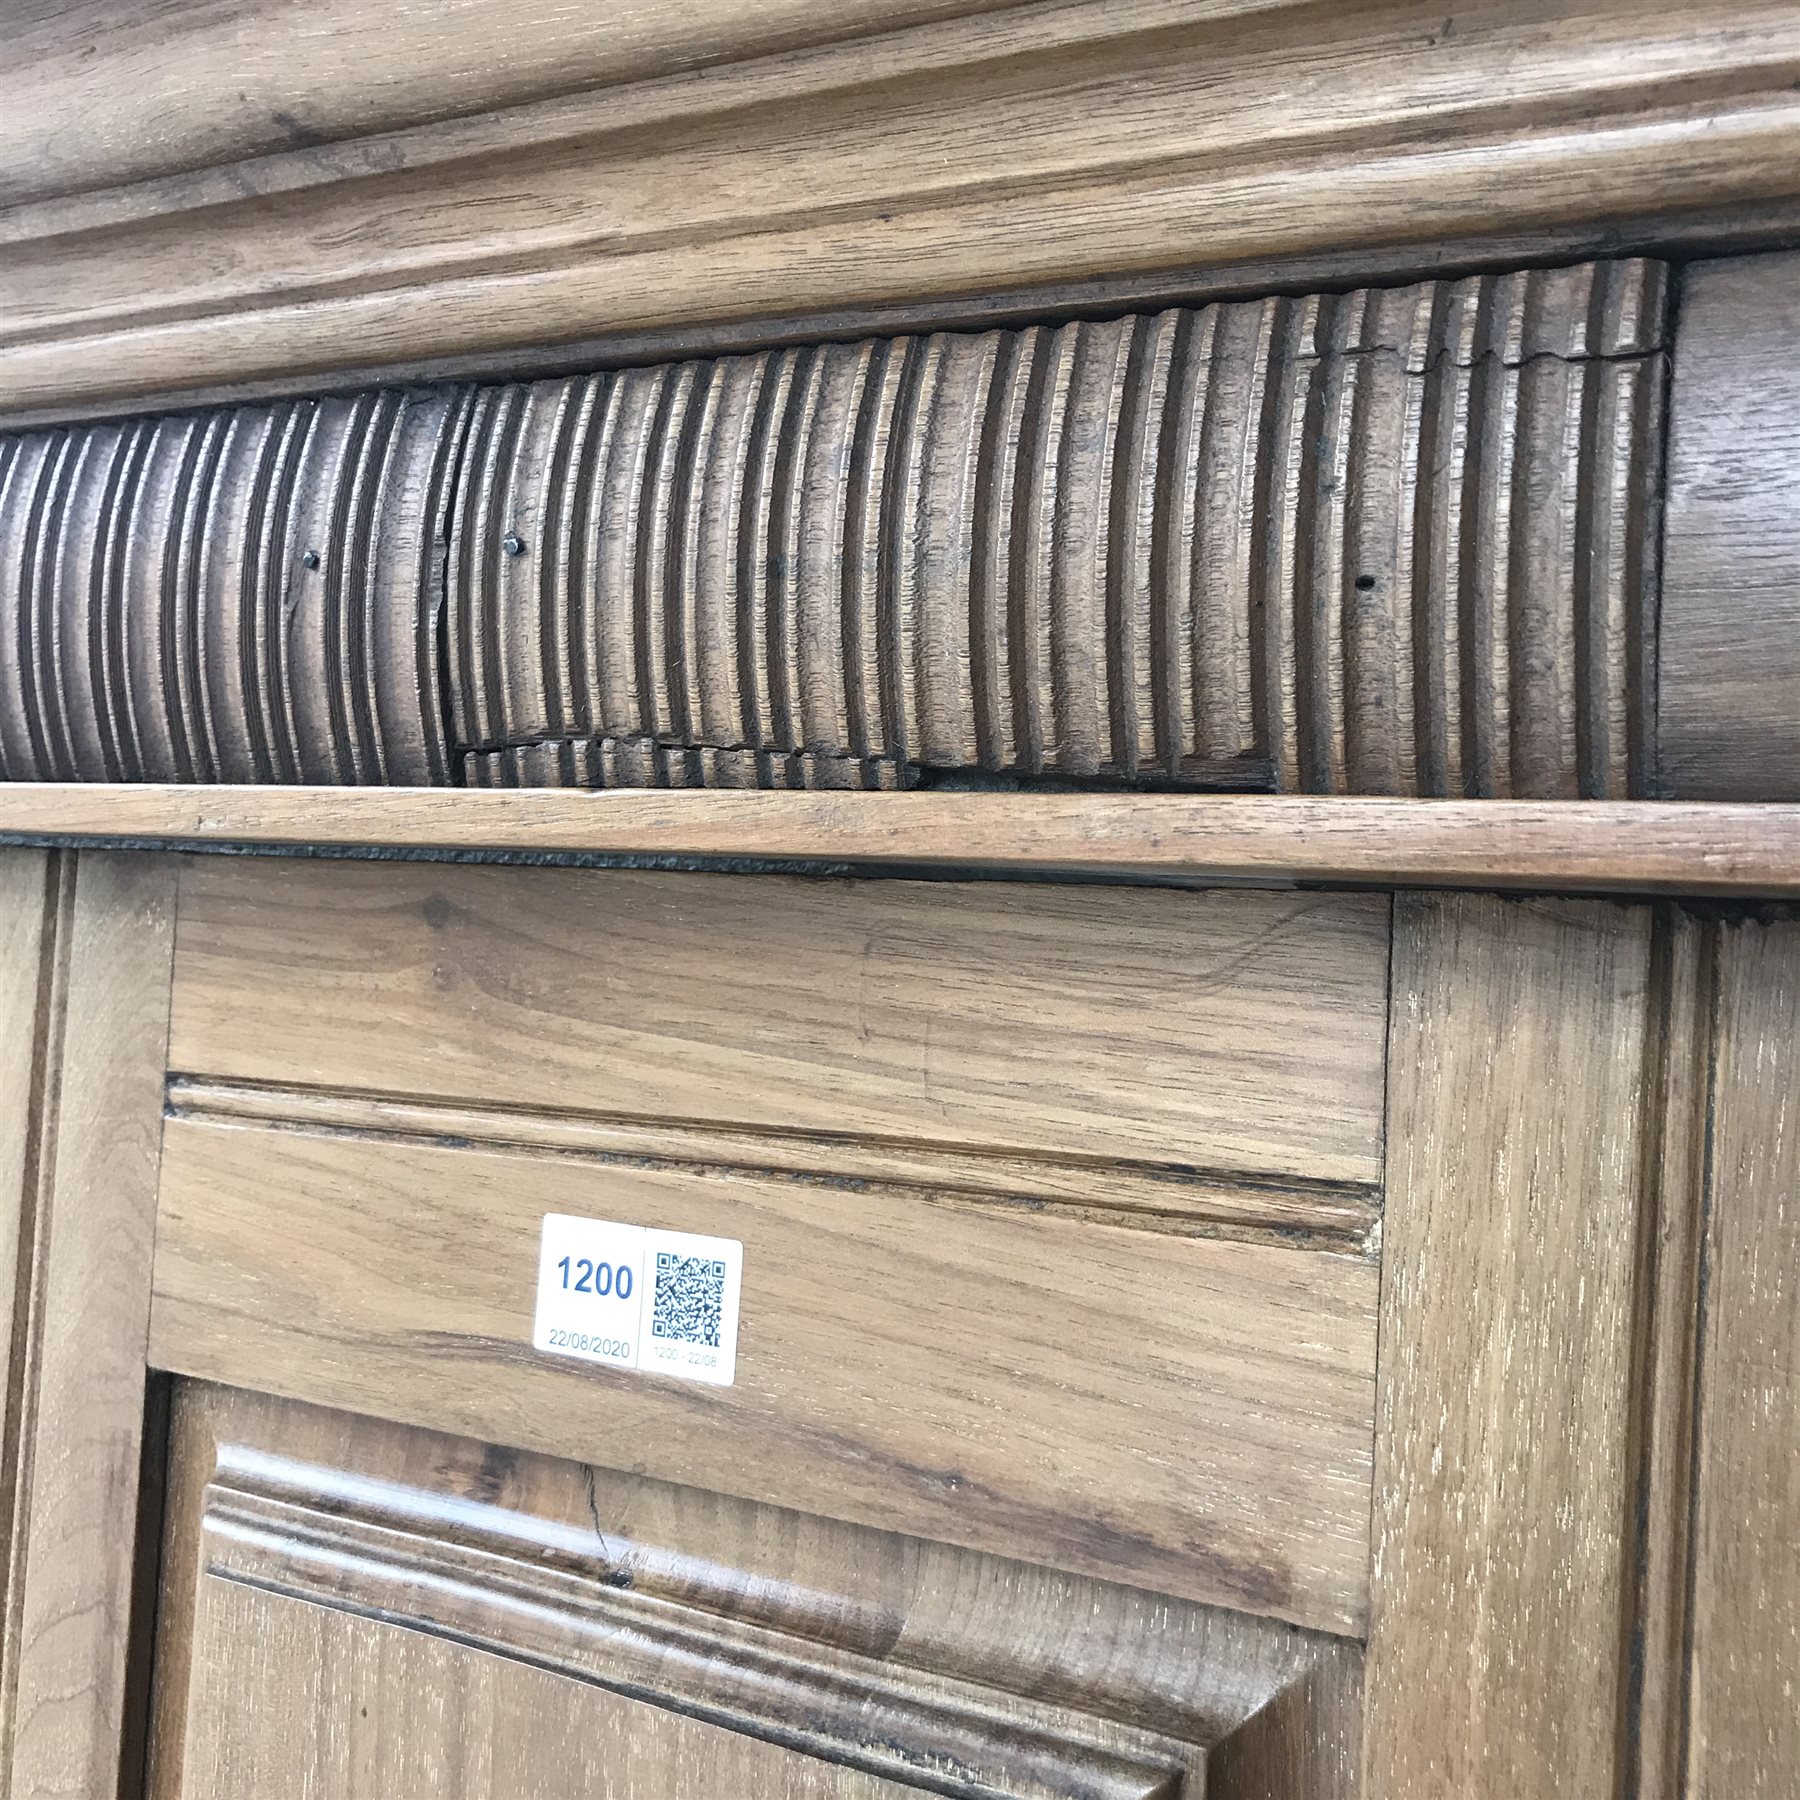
[0, 786, 1796, 894]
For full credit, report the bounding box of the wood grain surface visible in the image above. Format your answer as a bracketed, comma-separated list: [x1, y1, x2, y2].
[0, 389, 468, 785]
[0, 2, 1793, 414]
[148, 1385, 1361, 1800]
[167, 859, 1389, 1184]
[149, 1119, 1379, 1632]
[1662, 252, 1800, 800]
[1363, 892, 1655, 1796]
[0, 850, 55, 1561]
[2, 854, 177, 1800]
[1625, 910, 1716, 1800]
[2, 787, 1799, 896]
[0, 847, 61, 1792]
[1, 0, 994, 209]
[0, 260, 1665, 800]
[1684, 918, 1800, 1794]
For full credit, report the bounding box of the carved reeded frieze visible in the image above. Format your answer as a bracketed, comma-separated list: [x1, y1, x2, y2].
[0, 257, 1666, 795]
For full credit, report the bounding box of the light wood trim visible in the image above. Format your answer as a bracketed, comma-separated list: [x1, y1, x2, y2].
[1685, 917, 1800, 1793]
[2, 787, 1799, 894]
[0, 2, 1794, 416]
[1363, 893, 1656, 1795]
[0, 848, 60, 1747]
[2, 854, 178, 1800]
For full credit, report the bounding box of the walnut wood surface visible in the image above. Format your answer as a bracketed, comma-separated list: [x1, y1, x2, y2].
[3, 787, 1799, 896]
[1363, 893, 1656, 1795]
[148, 1384, 1361, 1800]
[0, 2, 1790, 415]
[0, 260, 1666, 800]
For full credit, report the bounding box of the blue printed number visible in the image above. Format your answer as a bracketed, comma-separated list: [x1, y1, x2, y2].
[557, 1255, 634, 1300]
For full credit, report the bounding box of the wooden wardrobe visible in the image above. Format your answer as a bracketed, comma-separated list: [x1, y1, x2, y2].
[1, 5, 1798, 1796]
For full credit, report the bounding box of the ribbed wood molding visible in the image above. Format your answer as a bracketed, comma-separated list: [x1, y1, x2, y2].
[0, 259, 1667, 797]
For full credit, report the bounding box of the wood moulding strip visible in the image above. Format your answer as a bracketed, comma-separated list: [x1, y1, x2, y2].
[164, 1076, 1381, 1254]
[3, 787, 1800, 896]
[0, 0, 1794, 414]
[201, 1463, 1190, 1800]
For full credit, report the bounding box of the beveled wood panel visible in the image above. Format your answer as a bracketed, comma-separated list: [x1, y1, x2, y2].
[149, 1122, 1380, 1631]
[167, 859, 1390, 1184]
[148, 1385, 1362, 1800]
[0, 1, 1791, 417]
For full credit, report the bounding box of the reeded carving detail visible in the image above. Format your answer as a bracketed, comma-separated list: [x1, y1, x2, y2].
[453, 258, 1665, 797]
[0, 259, 1666, 795]
[0, 389, 466, 784]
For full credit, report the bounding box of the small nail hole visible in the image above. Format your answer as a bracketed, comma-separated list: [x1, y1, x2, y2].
[1354, 573, 1377, 591]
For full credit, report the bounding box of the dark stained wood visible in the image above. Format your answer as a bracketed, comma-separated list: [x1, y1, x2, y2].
[1662, 251, 1800, 801]
[0, 390, 468, 785]
[2, 787, 1800, 896]
[447, 263, 1663, 799]
[0, 261, 1666, 798]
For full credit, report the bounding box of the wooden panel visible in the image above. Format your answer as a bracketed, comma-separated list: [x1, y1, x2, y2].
[0, 389, 468, 785]
[148, 1116, 1379, 1631]
[147, 1384, 1362, 1799]
[0, 260, 1665, 798]
[1685, 918, 1800, 1793]
[168, 859, 1390, 1184]
[181, 1590, 942, 1800]
[5, 787, 1799, 896]
[448, 264, 1662, 797]
[1662, 252, 1800, 800]
[1362, 893, 1654, 1796]
[0, 2, 1794, 416]
[3, 853, 177, 1800]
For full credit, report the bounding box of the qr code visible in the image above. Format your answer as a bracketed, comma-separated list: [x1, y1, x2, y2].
[650, 1252, 726, 1348]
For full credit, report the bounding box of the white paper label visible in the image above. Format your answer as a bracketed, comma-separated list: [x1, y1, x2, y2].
[532, 1213, 742, 1386]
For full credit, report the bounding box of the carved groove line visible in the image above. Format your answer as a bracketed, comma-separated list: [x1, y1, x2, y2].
[163, 1075, 1383, 1252]
[0, 259, 1666, 796]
